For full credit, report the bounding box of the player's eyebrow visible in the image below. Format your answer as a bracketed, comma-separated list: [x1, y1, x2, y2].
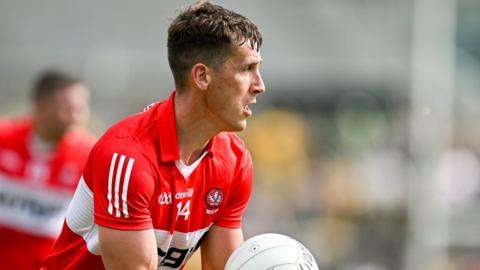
[254, 59, 263, 65]
[244, 58, 263, 66]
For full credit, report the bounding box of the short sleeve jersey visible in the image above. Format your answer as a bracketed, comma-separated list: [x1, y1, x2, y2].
[0, 118, 95, 270]
[42, 92, 253, 270]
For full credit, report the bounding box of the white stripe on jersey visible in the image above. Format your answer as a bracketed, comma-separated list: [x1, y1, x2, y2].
[107, 153, 135, 218]
[114, 155, 126, 217]
[66, 176, 100, 255]
[107, 153, 118, 215]
[122, 157, 135, 218]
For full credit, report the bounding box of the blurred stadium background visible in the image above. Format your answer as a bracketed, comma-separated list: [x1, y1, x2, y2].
[1, 0, 480, 269]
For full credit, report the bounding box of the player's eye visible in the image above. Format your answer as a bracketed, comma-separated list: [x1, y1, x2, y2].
[244, 64, 255, 72]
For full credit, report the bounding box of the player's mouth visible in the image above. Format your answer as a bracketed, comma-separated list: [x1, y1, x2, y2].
[243, 105, 252, 117]
[243, 101, 256, 117]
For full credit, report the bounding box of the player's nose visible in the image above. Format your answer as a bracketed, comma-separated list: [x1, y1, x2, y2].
[251, 70, 265, 95]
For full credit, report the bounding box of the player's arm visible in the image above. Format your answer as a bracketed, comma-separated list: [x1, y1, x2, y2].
[99, 226, 157, 270]
[88, 141, 158, 270]
[200, 225, 244, 270]
[201, 147, 254, 269]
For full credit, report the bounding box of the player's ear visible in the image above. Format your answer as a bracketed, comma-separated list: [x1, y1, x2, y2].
[191, 63, 210, 91]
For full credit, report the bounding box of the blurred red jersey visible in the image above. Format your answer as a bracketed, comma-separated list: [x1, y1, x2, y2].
[0, 118, 95, 270]
[42, 92, 253, 270]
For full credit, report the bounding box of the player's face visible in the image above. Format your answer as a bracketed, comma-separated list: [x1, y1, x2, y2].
[206, 43, 265, 132]
[39, 83, 90, 138]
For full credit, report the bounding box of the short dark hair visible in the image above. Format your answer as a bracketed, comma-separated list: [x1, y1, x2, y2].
[32, 69, 80, 101]
[167, 1, 262, 89]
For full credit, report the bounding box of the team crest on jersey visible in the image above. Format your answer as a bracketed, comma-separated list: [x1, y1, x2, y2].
[205, 188, 224, 214]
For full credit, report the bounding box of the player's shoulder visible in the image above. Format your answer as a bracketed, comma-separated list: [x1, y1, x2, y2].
[63, 129, 97, 150]
[213, 132, 251, 165]
[90, 103, 162, 166]
[105, 101, 162, 141]
[0, 117, 32, 138]
[215, 132, 248, 152]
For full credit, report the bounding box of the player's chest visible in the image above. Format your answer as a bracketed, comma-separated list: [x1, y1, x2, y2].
[150, 165, 230, 231]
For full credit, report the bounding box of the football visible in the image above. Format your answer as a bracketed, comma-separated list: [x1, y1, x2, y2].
[225, 233, 319, 270]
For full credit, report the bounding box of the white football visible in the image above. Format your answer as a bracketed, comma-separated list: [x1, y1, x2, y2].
[225, 233, 319, 270]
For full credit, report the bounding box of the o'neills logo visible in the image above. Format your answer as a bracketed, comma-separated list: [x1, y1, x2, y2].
[158, 188, 194, 205]
[175, 188, 193, 199]
[205, 188, 224, 214]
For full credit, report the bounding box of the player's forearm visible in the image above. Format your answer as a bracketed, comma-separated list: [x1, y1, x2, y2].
[201, 226, 244, 270]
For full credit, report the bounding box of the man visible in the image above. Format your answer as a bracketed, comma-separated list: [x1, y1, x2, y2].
[0, 69, 95, 270]
[42, 1, 265, 270]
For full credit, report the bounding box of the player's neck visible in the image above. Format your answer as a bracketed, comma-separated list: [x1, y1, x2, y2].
[33, 118, 63, 145]
[174, 91, 218, 165]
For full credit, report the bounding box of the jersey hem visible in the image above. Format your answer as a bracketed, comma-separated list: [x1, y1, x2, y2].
[94, 215, 153, 231]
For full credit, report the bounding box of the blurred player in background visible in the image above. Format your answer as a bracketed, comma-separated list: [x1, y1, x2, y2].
[42, 1, 264, 269]
[0, 69, 95, 269]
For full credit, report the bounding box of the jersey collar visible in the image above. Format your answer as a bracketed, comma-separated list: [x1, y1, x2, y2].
[157, 91, 216, 162]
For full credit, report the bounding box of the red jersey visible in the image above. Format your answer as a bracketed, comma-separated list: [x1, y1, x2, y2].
[0, 118, 95, 270]
[42, 92, 253, 270]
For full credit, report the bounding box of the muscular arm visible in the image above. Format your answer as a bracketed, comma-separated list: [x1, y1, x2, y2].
[99, 226, 158, 270]
[201, 225, 244, 270]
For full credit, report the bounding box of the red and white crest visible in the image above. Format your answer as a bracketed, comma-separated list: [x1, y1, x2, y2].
[205, 188, 224, 209]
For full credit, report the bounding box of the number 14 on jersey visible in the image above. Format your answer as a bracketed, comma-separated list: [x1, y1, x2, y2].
[176, 200, 191, 220]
